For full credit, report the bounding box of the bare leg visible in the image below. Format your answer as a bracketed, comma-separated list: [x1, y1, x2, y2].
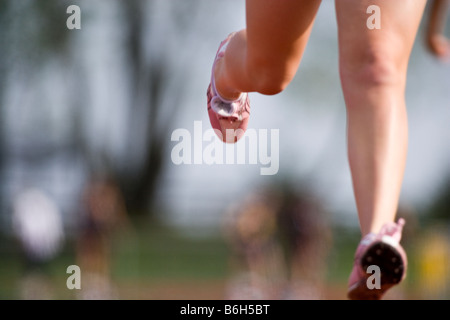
[335, 0, 427, 236]
[214, 0, 322, 100]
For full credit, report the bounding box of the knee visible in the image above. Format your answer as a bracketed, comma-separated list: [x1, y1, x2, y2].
[339, 48, 405, 89]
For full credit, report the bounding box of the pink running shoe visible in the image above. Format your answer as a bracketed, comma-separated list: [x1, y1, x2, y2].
[207, 32, 250, 144]
[347, 218, 408, 300]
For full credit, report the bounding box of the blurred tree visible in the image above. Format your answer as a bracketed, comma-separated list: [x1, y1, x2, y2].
[0, 0, 72, 219]
[0, 2, 9, 213]
[1, 0, 204, 220]
[116, 0, 200, 215]
[426, 176, 450, 222]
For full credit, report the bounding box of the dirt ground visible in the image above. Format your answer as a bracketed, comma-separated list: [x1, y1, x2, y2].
[111, 279, 417, 300]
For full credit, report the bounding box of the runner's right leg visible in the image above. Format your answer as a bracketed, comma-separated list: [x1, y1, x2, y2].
[215, 0, 322, 100]
[207, 0, 322, 142]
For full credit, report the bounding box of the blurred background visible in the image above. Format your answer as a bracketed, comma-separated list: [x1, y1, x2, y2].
[0, 0, 449, 300]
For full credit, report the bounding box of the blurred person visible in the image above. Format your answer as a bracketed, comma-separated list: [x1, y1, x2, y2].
[12, 188, 65, 299]
[276, 187, 332, 300]
[206, 0, 427, 299]
[75, 174, 131, 300]
[223, 184, 332, 300]
[223, 190, 285, 299]
[426, 0, 450, 61]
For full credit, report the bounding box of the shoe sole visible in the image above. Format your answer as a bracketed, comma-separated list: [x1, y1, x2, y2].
[347, 239, 406, 300]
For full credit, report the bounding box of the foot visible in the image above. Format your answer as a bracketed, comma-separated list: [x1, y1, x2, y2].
[207, 32, 250, 144]
[347, 218, 407, 300]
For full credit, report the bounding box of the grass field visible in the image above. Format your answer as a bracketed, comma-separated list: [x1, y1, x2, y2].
[0, 216, 447, 300]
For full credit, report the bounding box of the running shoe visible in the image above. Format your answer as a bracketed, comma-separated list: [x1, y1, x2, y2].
[347, 218, 408, 300]
[207, 32, 250, 144]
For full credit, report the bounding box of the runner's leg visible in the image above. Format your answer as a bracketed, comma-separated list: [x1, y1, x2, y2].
[335, 0, 427, 235]
[214, 0, 322, 100]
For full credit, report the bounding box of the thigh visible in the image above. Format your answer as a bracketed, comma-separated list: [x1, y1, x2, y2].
[245, 0, 322, 71]
[335, 0, 427, 71]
